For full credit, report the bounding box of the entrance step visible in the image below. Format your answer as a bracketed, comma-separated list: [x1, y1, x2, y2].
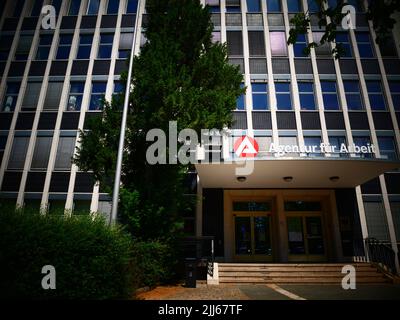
[218, 263, 392, 284]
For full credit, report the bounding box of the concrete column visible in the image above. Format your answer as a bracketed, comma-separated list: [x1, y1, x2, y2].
[276, 193, 288, 262]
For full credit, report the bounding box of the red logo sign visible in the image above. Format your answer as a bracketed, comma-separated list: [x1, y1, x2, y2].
[234, 136, 259, 158]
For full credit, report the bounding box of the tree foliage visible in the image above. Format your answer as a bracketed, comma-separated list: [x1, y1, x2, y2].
[288, 0, 400, 59]
[74, 0, 244, 241]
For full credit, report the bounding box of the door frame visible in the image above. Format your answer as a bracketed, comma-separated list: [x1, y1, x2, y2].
[233, 212, 274, 262]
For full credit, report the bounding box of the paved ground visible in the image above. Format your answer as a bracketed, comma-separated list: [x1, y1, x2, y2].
[137, 283, 400, 300]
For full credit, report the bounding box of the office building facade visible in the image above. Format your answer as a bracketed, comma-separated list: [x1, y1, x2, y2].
[0, 0, 399, 266]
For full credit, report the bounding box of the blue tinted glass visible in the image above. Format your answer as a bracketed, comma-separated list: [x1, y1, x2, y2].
[323, 94, 340, 110]
[36, 47, 50, 60]
[347, 0, 361, 11]
[267, 0, 281, 12]
[307, 0, 319, 12]
[294, 43, 307, 57]
[335, 33, 349, 42]
[77, 46, 91, 59]
[321, 81, 336, 92]
[60, 35, 73, 44]
[88, 0, 100, 14]
[31, 0, 43, 16]
[276, 94, 292, 110]
[101, 34, 114, 43]
[287, 0, 301, 12]
[389, 82, 400, 93]
[392, 95, 400, 110]
[92, 83, 107, 93]
[226, 7, 241, 12]
[52, 0, 63, 13]
[356, 32, 370, 42]
[13, 0, 25, 17]
[70, 82, 85, 93]
[328, 0, 337, 8]
[252, 94, 268, 110]
[0, 136, 7, 149]
[346, 94, 363, 110]
[208, 6, 220, 13]
[69, 0, 81, 15]
[114, 82, 124, 93]
[118, 50, 129, 59]
[107, 0, 120, 14]
[369, 94, 386, 110]
[7, 83, 21, 94]
[80, 35, 93, 44]
[341, 43, 353, 57]
[56, 47, 71, 59]
[344, 81, 360, 92]
[247, 0, 261, 12]
[353, 136, 370, 146]
[252, 83, 267, 92]
[298, 83, 313, 92]
[99, 46, 112, 58]
[236, 95, 245, 110]
[329, 136, 346, 147]
[127, 0, 138, 13]
[40, 35, 53, 45]
[304, 137, 321, 146]
[300, 94, 316, 110]
[297, 34, 307, 42]
[358, 44, 374, 57]
[378, 137, 395, 150]
[90, 96, 104, 110]
[366, 81, 381, 92]
[275, 83, 290, 92]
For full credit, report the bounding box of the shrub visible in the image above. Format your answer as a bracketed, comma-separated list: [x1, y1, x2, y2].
[0, 205, 135, 299]
[131, 241, 178, 287]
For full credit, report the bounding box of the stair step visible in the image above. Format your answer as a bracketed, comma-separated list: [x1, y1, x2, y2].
[219, 277, 390, 284]
[219, 271, 382, 277]
[218, 267, 377, 272]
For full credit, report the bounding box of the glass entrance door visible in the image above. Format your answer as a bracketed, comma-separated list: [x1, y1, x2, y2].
[287, 215, 325, 261]
[234, 215, 272, 260]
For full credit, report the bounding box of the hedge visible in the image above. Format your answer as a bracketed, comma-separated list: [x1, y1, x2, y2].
[0, 206, 136, 299]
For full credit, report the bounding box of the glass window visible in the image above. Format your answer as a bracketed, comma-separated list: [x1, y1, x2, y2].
[255, 136, 273, 157]
[13, 0, 25, 17]
[279, 136, 298, 157]
[226, 0, 241, 13]
[335, 32, 352, 57]
[314, 32, 331, 56]
[236, 84, 245, 110]
[287, 0, 301, 12]
[22, 82, 42, 111]
[48, 200, 65, 215]
[1, 82, 21, 112]
[77, 34, 93, 59]
[56, 35, 73, 60]
[378, 137, 397, 160]
[298, 82, 316, 110]
[0, 136, 7, 150]
[247, 0, 261, 12]
[344, 81, 363, 110]
[51, 0, 63, 14]
[54, 137, 76, 170]
[285, 201, 322, 211]
[356, 32, 374, 58]
[390, 201, 400, 242]
[98, 34, 114, 59]
[0, 35, 14, 61]
[353, 136, 373, 158]
[73, 200, 91, 214]
[233, 201, 271, 211]
[364, 201, 390, 241]
[252, 83, 268, 110]
[44, 82, 64, 110]
[367, 81, 386, 111]
[107, 0, 120, 14]
[15, 36, 33, 60]
[389, 81, 400, 111]
[8, 137, 29, 170]
[248, 31, 265, 56]
[329, 136, 347, 157]
[304, 136, 322, 157]
[36, 35, 53, 60]
[293, 34, 308, 57]
[270, 32, 287, 56]
[31, 136, 52, 170]
[275, 82, 292, 110]
[87, 0, 100, 15]
[212, 31, 221, 43]
[126, 0, 138, 13]
[68, 0, 81, 15]
[321, 81, 340, 110]
[227, 31, 243, 56]
[206, 0, 220, 13]
[114, 81, 124, 94]
[67, 82, 85, 111]
[118, 32, 134, 58]
[89, 82, 107, 111]
[31, 0, 43, 16]
[267, 0, 281, 12]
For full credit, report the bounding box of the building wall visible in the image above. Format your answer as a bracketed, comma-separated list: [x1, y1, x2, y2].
[0, 0, 399, 256]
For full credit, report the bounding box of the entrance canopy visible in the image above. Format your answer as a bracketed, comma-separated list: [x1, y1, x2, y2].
[195, 158, 400, 189]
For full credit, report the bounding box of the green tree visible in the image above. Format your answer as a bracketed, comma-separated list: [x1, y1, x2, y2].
[74, 0, 244, 241]
[288, 0, 400, 59]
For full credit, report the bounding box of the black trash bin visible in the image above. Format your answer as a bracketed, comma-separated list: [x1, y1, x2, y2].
[184, 258, 197, 288]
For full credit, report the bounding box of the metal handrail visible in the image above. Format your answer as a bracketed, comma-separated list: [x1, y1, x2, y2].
[364, 237, 397, 275]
